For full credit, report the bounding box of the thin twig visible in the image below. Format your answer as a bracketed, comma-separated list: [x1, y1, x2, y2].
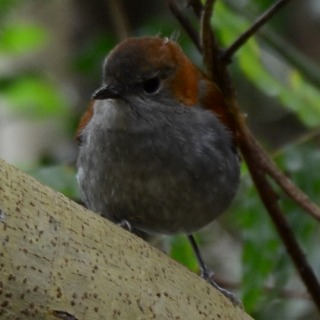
[200, 0, 216, 79]
[166, 0, 201, 51]
[221, 0, 292, 63]
[199, 0, 231, 89]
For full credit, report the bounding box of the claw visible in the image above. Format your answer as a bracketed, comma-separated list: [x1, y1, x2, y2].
[117, 219, 132, 232]
[204, 275, 242, 306]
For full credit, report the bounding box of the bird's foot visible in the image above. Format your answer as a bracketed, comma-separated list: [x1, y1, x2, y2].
[200, 266, 242, 307]
[117, 219, 132, 232]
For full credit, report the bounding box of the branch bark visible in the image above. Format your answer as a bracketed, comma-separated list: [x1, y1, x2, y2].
[0, 157, 252, 320]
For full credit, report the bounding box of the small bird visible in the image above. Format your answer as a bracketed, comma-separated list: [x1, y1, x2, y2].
[76, 36, 240, 302]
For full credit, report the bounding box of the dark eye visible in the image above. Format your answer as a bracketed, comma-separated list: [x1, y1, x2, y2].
[143, 77, 161, 94]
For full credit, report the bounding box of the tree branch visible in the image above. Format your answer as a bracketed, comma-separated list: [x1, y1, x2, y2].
[0, 158, 253, 320]
[200, 0, 216, 79]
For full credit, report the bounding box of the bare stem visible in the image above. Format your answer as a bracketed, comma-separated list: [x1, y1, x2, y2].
[200, 0, 216, 78]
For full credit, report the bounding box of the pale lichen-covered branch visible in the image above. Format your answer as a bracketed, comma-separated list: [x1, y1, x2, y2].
[0, 158, 253, 320]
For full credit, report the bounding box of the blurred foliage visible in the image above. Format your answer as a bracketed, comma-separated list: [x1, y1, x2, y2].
[214, 1, 320, 127]
[2, 75, 69, 118]
[0, 24, 47, 54]
[229, 144, 319, 313]
[1, 0, 319, 319]
[0, 0, 18, 16]
[0, 20, 70, 118]
[73, 36, 116, 78]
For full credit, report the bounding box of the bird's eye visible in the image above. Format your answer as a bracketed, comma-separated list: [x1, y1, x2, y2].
[143, 77, 161, 94]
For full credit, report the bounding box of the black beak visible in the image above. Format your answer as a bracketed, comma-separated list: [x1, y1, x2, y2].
[92, 85, 120, 100]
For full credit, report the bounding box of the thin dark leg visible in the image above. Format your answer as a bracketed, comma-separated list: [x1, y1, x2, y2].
[188, 234, 241, 306]
[188, 234, 213, 279]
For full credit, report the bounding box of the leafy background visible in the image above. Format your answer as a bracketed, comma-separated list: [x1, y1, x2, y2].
[0, 0, 320, 319]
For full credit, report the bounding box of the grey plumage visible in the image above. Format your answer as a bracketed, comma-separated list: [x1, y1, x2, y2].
[77, 97, 239, 234]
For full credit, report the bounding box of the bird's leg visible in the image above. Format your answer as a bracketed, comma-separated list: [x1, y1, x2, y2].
[187, 234, 241, 306]
[188, 234, 213, 279]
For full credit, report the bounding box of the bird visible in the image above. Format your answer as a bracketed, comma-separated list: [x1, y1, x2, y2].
[76, 36, 240, 303]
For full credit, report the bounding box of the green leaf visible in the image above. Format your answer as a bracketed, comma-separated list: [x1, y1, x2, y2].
[0, 0, 18, 16]
[0, 24, 48, 54]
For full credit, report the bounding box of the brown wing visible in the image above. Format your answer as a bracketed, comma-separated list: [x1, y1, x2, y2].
[198, 77, 237, 140]
[75, 100, 94, 145]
